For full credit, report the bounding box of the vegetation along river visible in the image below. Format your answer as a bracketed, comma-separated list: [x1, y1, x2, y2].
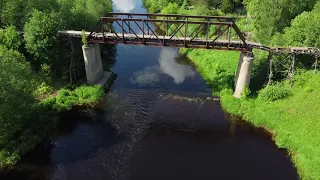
[1, 0, 298, 179]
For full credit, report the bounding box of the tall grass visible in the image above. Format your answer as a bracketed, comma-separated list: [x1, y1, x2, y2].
[40, 85, 104, 112]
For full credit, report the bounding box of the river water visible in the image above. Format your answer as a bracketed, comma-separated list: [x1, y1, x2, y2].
[1, 0, 298, 180]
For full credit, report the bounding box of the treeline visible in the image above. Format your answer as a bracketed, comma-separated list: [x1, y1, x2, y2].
[245, 0, 319, 45]
[143, 0, 244, 15]
[0, 0, 113, 166]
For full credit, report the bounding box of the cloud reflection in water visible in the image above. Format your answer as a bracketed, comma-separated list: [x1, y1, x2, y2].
[159, 48, 195, 84]
[112, 0, 136, 13]
[130, 48, 196, 86]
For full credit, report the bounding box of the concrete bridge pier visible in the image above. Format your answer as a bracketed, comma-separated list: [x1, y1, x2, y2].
[233, 52, 255, 98]
[82, 44, 106, 85]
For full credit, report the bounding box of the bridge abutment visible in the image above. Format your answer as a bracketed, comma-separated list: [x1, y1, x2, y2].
[82, 44, 104, 84]
[233, 52, 254, 98]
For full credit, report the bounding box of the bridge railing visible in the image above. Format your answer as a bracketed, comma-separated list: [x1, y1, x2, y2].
[87, 13, 250, 51]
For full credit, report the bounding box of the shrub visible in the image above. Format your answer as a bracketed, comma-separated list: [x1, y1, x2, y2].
[258, 84, 291, 101]
[35, 82, 53, 97]
[74, 85, 104, 104]
[81, 30, 88, 46]
[40, 85, 104, 112]
[39, 96, 56, 110]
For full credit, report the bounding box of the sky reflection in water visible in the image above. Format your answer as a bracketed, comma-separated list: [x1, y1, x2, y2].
[130, 48, 196, 86]
[113, 0, 142, 13]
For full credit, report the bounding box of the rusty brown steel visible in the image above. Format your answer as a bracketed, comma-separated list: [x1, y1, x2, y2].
[211, 25, 230, 43]
[87, 13, 250, 52]
[101, 17, 233, 25]
[108, 12, 232, 21]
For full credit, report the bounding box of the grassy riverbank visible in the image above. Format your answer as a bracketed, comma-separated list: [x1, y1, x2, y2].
[185, 48, 320, 179]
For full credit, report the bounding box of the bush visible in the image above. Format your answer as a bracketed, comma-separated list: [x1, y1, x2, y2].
[35, 82, 53, 97]
[74, 85, 104, 104]
[258, 84, 291, 101]
[40, 85, 104, 112]
[39, 96, 57, 110]
[81, 30, 88, 46]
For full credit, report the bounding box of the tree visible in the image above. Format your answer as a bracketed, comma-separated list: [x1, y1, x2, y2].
[244, 0, 317, 44]
[271, 1, 320, 47]
[24, 10, 61, 68]
[221, 0, 234, 14]
[0, 26, 22, 50]
[57, 0, 113, 30]
[161, 3, 180, 14]
[0, 45, 39, 165]
[0, 0, 59, 30]
[0, 0, 27, 29]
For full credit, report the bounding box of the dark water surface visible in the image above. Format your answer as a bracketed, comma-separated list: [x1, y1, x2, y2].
[1, 0, 298, 179]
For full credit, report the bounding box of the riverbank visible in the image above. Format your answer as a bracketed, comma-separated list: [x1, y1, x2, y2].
[184, 48, 320, 180]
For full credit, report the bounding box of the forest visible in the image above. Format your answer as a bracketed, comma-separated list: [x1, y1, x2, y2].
[0, 0, 113, 166]
[143, 0, 320, 179]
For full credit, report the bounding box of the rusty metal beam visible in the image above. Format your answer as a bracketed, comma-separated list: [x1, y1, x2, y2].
[108, 12, 232, 21]
[101, 17, 233, 25]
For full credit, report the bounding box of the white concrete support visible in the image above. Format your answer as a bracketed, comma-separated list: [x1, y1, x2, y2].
[82, 44, 104, 84]
[233, 52, 255, 98]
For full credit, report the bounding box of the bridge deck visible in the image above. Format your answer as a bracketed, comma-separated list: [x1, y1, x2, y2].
[59, 31, 267, 51]
[59, 31, 319, 55]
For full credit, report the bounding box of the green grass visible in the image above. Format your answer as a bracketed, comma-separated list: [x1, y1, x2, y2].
[185, 48, 320, 180]
[40, 85, 104, 112]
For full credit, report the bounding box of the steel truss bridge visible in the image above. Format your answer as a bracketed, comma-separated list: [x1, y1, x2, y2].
[58, 13, 320, 87]
[82, 12, 319, 56]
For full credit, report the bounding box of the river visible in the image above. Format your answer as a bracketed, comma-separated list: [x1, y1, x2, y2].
[1, 0, 298, 179]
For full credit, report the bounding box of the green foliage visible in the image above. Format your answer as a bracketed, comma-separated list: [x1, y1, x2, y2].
[74, 85, 104, 104]
[244, 0, 317, 43]
[258, 84, 291, 101]
[81, 30, 88, 46]
[57, 0, 113, 30]
[0, 45, 55, 166]
[271, 1, 320, 47]
[303, 87, 313, 93]
[242, 85, 251, 98]
[41, 85, 105, 112]
[160, 3, 180, 14]
[35, 82, 53, 97]
[221, 0, 234, 14]
[24, 10, 61, 68]
[0, 0, 113, 167]
[40, 96, 57, 110]
[0, 0, 59, 30]
[184, 49, 239, 95]
[0, 0, 28, 29]
[0, 26, 22, 50]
